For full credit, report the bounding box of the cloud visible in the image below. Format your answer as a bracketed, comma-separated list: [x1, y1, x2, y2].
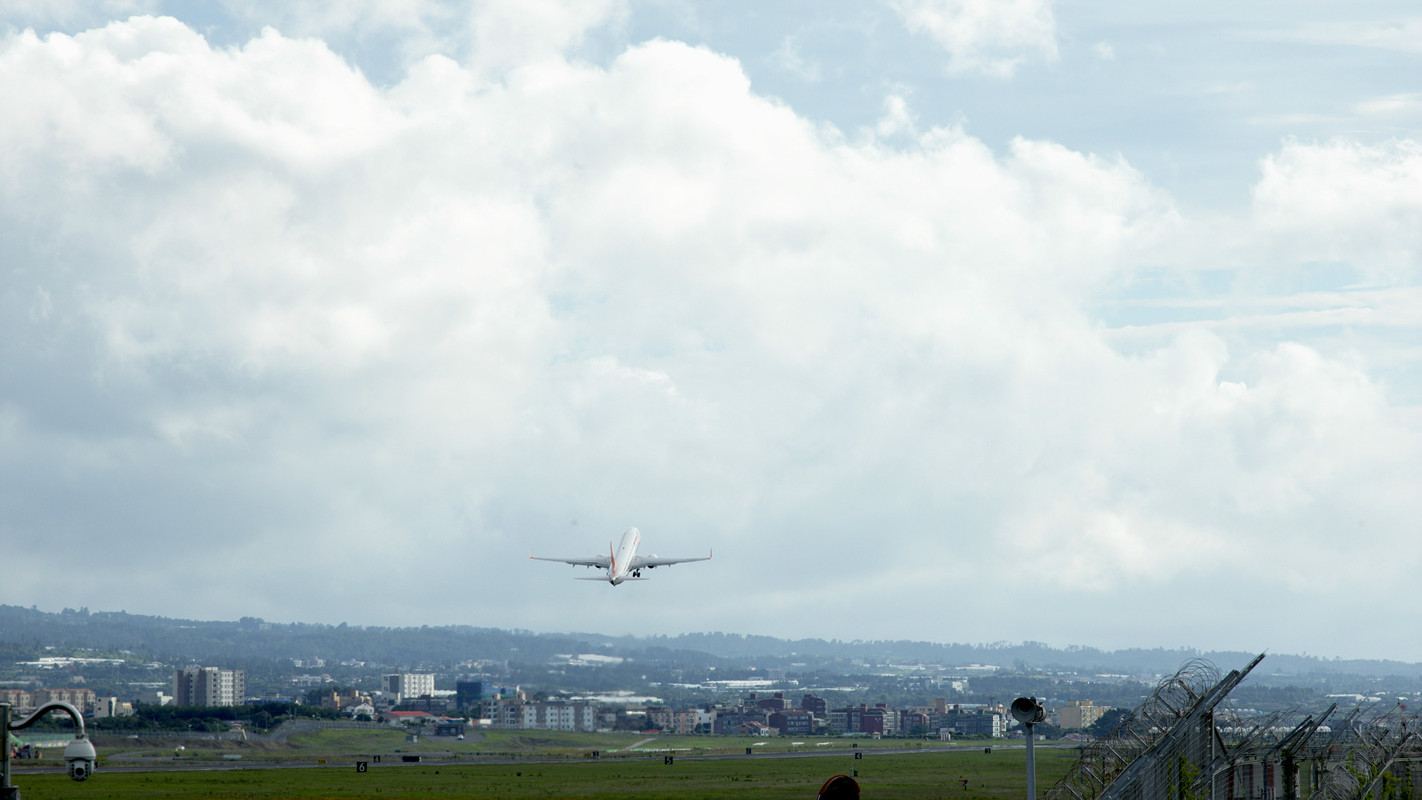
[886, 0, 1058, 77]
[0, 12, 1417, 657]
[1354, 92, 1422, 118]
[1265, 17, 1422, 55]
[770, 33, 822, 83]
[462, 0, 628, 76]
[1253, 138, 1422, 280]
[0, 0, 156, 29]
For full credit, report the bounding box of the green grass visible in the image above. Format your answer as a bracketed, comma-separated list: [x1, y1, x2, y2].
[71, 729, 637, 765]
[11, 743, 1075, 799]
[85, 729, 963, 764]
[636, 736, 982, 756]
[462, 730, 649, 753]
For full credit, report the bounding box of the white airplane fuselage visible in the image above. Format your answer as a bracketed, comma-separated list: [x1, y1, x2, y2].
[607, 527, 642, 585]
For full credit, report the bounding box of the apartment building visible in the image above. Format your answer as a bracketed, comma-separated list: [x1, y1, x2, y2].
[381, 673, 435, 703]
[648, 707, 700, 735]
[1057, 700, 1110, 729]
[173, 667, 245, 707]
[481, 697, 598, 732]
[769, 709, 814, 735]
[1, 688, 98, 713]
[800, 694, 828, 716]
[935, 710, 1005, 738]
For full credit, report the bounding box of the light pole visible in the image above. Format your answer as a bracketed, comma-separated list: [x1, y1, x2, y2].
[2, 701, 98, 800]
[1011, 697, 1046, 800]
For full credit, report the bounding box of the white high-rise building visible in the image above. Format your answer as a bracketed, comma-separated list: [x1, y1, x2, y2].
[381, 673, 435, 703]
[173, 667, 245, 707]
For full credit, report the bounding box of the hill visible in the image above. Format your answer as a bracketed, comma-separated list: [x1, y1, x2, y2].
[2, 604, 1418, 701]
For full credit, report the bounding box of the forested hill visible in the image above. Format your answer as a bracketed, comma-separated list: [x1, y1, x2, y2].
[0, 605, 626, 666]
[2, 604, 1417, 680]
[652, 632, 1422, 680]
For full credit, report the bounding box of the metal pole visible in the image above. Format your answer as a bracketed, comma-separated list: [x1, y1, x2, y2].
[3, 700, 93, 798]
[1025, 721, 1037, 800]
[2, 702, 17, 800]
[1011, 696, 1044, 800]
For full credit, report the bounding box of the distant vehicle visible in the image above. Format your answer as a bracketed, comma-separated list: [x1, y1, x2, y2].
[530, 527, 711, 585]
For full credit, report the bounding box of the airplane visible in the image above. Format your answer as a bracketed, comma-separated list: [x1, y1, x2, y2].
[530, 527, 711, 585]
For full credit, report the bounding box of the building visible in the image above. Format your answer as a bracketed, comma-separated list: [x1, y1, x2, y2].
[483, 697, 524, 728]
[434, 719, 466, 737]
[534, 701, 598, 732]
[326, 689, 366, 711]
[455, 680, 483, 711]
[648, 707, 700, 735]
[0, 689, 32, 712]
[173, 668, 245, 707]
[937, 710, 1005, 738]
[1058, 700, 1110, 729]
[902, 711, 932, 734]
[480, 697, 598, 732]
[828, 704, 900, 735]
[317, 688, 372, 713]
[800, 694, 828, 716]
[714, 709, 770, 735]
[32, 688, 97, 712]
[769, 709, 814, 735]
[90, 697, 134, 718]
[861, 706, 899, 736]
[385, 710, 436, 726]
[382, 673, 435, 703]
[750, 692, 788, 710]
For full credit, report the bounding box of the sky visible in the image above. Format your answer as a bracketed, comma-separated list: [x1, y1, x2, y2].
[1, 0, 1419, 662]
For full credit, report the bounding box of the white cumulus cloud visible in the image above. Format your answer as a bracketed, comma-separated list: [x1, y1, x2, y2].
[886, 0, 1058, 77]
[1253, 138, 1422, 280]
[0, 9, 1417, 658]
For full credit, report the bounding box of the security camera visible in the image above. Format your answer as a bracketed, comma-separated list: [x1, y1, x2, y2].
[1010, 697, 1046, 725]
[64, 736, 98, 782]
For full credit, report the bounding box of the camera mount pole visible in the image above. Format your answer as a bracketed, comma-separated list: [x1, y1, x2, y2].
[3, 701, 95, 800]
[1010, 697, 1046, 800]
[2, 702, 17, 800]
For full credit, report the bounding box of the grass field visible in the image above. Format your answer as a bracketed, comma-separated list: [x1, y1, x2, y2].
[9, 736, 1077, 800]
[53, 729, 1015, 764]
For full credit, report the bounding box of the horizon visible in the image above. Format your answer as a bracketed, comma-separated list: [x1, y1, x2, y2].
[8, 602, 1418, 669]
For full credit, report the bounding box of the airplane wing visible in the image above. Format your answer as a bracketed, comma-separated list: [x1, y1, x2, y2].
[529, 554, 612, 569]
[627, 550, 712, 570]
